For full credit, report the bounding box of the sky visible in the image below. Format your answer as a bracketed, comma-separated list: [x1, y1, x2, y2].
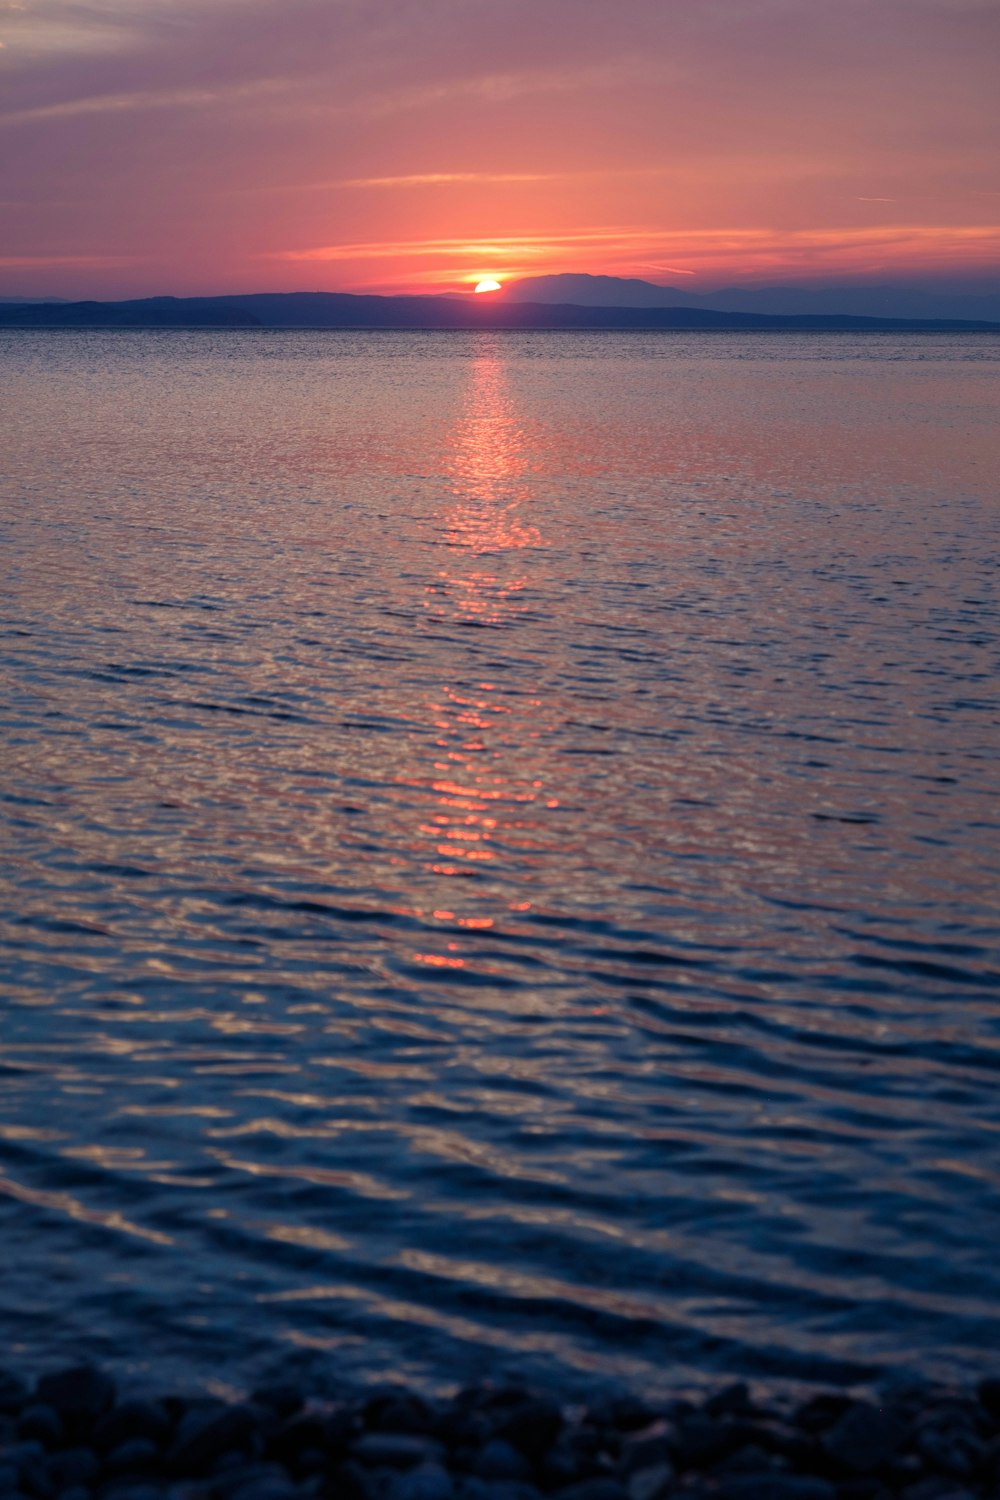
[1, 0, 998, 299]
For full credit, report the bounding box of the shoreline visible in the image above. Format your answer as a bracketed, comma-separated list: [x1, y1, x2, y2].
[2, 1362, 999, 1500]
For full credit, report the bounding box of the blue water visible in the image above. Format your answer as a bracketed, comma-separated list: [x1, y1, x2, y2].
[1, 328, 999, 1399]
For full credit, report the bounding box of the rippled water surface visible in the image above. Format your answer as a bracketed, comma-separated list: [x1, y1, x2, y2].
[2, 328, 999, 1398]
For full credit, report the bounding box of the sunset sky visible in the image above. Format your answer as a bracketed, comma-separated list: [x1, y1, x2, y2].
[1, 0, 998, 299]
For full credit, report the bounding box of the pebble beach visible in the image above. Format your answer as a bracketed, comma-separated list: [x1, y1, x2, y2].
[3, 1364, 1000, 1500]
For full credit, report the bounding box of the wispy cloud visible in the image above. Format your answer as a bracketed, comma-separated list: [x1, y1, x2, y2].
[0, 76, 288, 127]
[337, 171, 573, 189]
[272, 224, 1000, 265]
[0, 252, 135, 267]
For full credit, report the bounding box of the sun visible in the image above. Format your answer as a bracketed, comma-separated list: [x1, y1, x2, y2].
[474, 278, 502, 293]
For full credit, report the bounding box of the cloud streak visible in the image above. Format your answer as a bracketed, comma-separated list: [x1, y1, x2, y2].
[1, 0, 997, 296]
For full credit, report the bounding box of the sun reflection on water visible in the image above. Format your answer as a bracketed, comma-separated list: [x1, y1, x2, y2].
[407, 343, 553, 965]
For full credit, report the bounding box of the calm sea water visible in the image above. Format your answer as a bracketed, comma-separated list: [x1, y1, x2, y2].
[1, 328, 999, 1400]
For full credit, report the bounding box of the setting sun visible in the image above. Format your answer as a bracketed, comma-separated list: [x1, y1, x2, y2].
[474, 278, 502, 293]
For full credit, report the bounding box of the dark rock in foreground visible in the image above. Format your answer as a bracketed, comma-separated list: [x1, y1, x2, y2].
[2, 1363, 1000, 1500]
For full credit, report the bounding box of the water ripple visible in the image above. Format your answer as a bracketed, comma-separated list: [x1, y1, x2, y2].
[1, 328, 999, 1398]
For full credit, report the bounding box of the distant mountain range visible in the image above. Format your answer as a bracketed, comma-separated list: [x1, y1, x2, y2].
[1, 288, 998, 332]
[504, 273, 1000, 324]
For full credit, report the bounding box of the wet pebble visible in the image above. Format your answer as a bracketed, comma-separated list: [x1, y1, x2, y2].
[353, 1434, 445, 1470]
[821, 1400, 909, 1474]
[36, 1364, 116, 1426]
[2, 1364, 1000, 1500]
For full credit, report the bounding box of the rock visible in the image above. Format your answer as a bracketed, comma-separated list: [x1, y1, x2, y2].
[250, 1387, 305, 1423]
[268, 1413, 330, 1466]
[229, 1481, 300, 1500]
[915, 1398, 989, 1439]
[168, 1403, 260, 1474]
[365, 1394, 433, 1436]
[537, 1439, 582, 1490]
[587, 1399, 661, 1434]
[885, 1452, 926, 1488]
[436, 1408, 491, 1452]
[977, 1378, 1000, 1423]
[494, 1399, 563, 1461]
[457, 1481, 542, 1500]
[835, 1482, 892, 1500]
[294, 1446, 327, 1476]
[94, 1399, 174, 1452]
[106, 1437, 161, 1475]
[793, 1396, 853, 1434]
[714, 1476, 835, 1500]
[325, 1407, 360, 1452]
[821, 1402, 909, 1474]
[469, 1441, 532, 1481]
[0, 1464, 19, 1492]
[901, 1481, 976, 1500]
[620, 1428, 675, 1475]
[323, 1459, 377, 1500]
[0, 1370, 29, 1414]
[17, 1403, 64, 1448]
[205, 1457, 290, 1493]
[625, 1459, 674, 1500]
[46, 1444, 100, 1488]
[672, 1417, 755, 1469]
[36, 1365, 116, 1424]
[916, 1424, 984, 1480]
[705, 1384, 752, 1419]
[553, 1480, 627, 1500]
[352, 1434, 444, 1470]
[752, 1420, 818, 1468]
[101, 1486, 166, 1500]
[710, 1444, 774, 1476]
[386, 1461, 457, 1500]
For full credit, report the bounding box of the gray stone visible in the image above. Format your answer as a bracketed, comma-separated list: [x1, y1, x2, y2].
[470, 1441, 531, 1481]
[620, 1428, 676, 1476]
[793, 1395, 853, 1434]
[715, 1477, 836, 1500]
[386, 1461, 457, 1500]
[0, 1371, 29, 1415]
[168, 1404, 259, 1473]
[229, 1482, 300, 1500]
[902, 1482, 976, 1500]
[917, 1425, 984, 1480]
[977, 1377, 1000, 1422]
[352, 1434, 443, 1470]
[249, 1387, 305, 1424]
[495, 1400, 562, 1461]
[538, 1440, 580, 1490]
[822, 1402, 909, 1473]
[673, 1417, 754, 1469]
[711, 1445, 774, 1476]
[213, 1460, 297, 1492]
[107, 1437, 161, 1475]
[94, 1399, 174, 1452]
[365, 1394, 433, 1437]
[46, 1444, 100, 1487]
[457, 1482, 542, 1500]
[36, 1365, 116, 1423]
[554, 1480, 627, 1500]
[625, 1459, 674, 1500]
[706, 1384, 752, 1419]
[18, 1403, 63, 1448]
[328, 1459, 377, 1500]
[103, 1487, 168, 1500]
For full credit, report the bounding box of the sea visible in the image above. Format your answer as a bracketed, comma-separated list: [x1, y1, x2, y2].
[1, 327, 999, 1401]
